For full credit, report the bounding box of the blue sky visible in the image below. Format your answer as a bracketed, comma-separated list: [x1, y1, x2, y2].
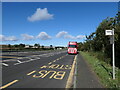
[1, 2, 118, 46]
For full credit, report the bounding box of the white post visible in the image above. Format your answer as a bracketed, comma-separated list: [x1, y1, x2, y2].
[112, 28, 115, 79]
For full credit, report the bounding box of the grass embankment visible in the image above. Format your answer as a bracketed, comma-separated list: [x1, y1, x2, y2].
[80, 51, 120, 88]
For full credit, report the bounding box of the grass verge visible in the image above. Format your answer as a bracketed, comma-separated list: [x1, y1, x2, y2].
[80, 51, 120, 89]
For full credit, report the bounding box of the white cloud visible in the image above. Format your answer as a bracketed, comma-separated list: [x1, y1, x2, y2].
[37, 32, 51, 40]
[56, 31, 68, 38]
[64, 34, 75, 39]
[27, 8, 54, 22]
[56, 31, 85, 40]
[0, 35, 18, 41]
[21, 34, 34, 40]
[6, 36, 18, 41]
[0, 35, 5, 41]
[76, 35, 85, 39]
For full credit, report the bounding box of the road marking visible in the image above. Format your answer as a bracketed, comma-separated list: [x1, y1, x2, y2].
[40, 64, 71, 70]
[27, 70, 36, 76]
[65, 55, 77, 88]
[0, 80, 19, 89]
[49, 71, 57, 79]
[35, 57, 40, 59]
[14, 58, 40, 65]
[32, 70, 66, 80]
[58, 65, 64, 69]
[41, 71, 56, 78]
[53, 60, 56, 62]
[56, 58, 59, 60]
[33, 70, 47, 78]
[2, 59, 17, 62]
[48, 62, 52, 65]
[54, 71, 66, 80]
[2, 63, 9, 66]
[74, 55, 77, 88]
[17, 60, 22, 63]
[18, 57, 22, 59]
[40, 65, 47, 69]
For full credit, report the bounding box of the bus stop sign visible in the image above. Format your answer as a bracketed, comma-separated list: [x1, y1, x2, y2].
[105, 30, 114, 35]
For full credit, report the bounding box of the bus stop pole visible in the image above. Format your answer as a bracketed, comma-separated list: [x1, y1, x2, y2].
[112, 28, 115, 79]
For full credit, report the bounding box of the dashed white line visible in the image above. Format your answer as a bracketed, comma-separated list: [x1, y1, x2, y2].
[2, 63, 9, 66]
[17, 60, 22, 63]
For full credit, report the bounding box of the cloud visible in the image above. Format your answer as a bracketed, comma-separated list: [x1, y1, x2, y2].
[75, 35, 85, 39]
[0, 35, 18, 41]
[6, 36, 18, 41]
[56, 31, 68, 38]
[0, 35, 5, 41]
[27, 8, 54, 22]
[64, 34, 75, 39]
[56, 31, 85, 40]
[21, 34, 34, 40]
[37, 32, 51, 40]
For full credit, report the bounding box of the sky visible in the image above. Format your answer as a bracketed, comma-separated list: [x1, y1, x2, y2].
[1, 2, 118, 46]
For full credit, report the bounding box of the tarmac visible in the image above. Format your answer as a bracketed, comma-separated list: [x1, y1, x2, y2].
[75, 53, 104, 88]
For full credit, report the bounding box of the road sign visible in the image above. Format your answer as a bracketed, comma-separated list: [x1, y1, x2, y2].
[105, 30, 114, 35]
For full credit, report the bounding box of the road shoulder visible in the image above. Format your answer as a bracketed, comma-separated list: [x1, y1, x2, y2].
[76, 52, 103, 88]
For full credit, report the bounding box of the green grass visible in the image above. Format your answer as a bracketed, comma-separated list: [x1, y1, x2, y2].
[80, 51, 120, 89]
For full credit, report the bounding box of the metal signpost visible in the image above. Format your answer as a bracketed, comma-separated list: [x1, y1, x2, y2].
[105, 29, 115, 79]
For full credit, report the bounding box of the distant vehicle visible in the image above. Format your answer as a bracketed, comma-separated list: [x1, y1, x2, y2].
[67, 41, 78, 54]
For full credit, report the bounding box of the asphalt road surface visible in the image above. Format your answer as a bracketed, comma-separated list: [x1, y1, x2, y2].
[1, 50, 76, 89]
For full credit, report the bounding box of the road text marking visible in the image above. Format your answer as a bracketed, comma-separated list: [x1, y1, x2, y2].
[27, 70, 36, 76]
[40, 64, 71, 70]
[32, 70, 66, 80]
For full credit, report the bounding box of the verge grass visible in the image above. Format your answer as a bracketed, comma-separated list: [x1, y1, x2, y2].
[80, 51, 120, 89]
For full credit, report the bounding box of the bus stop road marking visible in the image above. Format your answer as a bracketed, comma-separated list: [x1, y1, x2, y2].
[27, 70, 36, 76]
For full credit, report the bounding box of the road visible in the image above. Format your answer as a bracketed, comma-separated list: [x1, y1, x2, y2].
[1, 50, 76, 89]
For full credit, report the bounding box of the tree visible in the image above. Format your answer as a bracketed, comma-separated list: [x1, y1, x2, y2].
[14, 44, 19, 48]
[19, 43, 25, 49]
[50, 45, 53, 50]
[8, 44, 11, 50]
[41, 45, 44, 49]
[78, 14, 120, 68]
[34, 43, 40, 48]
[8, 44, 11, 48]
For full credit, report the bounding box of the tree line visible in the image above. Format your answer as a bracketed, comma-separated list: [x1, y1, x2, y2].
[78, 12, 120, 68]
[1, 43, 66, 51]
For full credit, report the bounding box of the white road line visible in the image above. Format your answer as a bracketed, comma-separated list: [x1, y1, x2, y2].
[17, 60, 22, 63]
[2, 60, 18, 62]
[35, 57, 40, 59]
[18, 57, 22, 59]
[14, 58, 40, 65]
[2, 63, 9, 66]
